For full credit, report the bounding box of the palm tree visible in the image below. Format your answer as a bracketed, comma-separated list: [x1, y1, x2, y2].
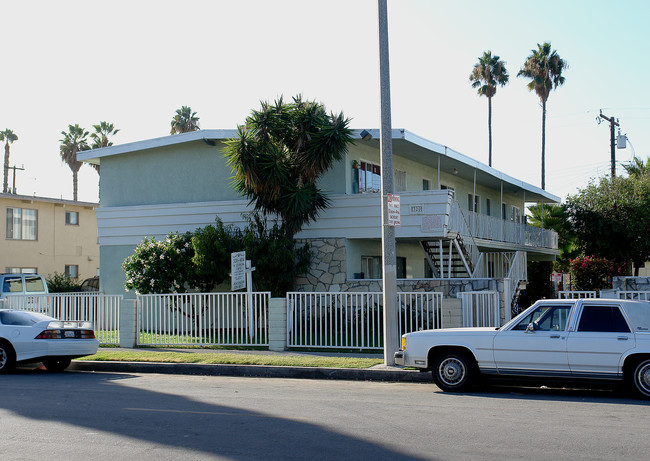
[170, 106, 200, 134]
[623, 156, 650, 178]
[518, 42, 568, 190]
[469, 51, 509, 167]
[90, 122, 120, 174]
[1, 129, 18, 193]
[59, 124, 90, 201]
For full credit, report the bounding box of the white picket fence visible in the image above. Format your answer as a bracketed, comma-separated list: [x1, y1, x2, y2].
[286, 292, 443, 350]
[558, 291, 597, 299]
[136, 292, 271, 346]
[458, 291, 501, 327]
[0, 293, 122, 345]
[559, 290, 650, 301]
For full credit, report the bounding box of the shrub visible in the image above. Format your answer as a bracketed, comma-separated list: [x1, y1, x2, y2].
[569, 255, 625, 291]
[46, 272, 82, 292]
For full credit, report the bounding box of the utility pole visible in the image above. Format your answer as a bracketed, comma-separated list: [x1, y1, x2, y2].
[598, 111, 619, 178]
[378, 0, 398, 365]
[8, 164, 24, 194]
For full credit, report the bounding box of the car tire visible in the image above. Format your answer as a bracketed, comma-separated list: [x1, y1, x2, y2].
[432, 351, 475, 392]
[0, 340, 16, 374]
[630, 358, 650, 399]
[43, 358, 72, 372]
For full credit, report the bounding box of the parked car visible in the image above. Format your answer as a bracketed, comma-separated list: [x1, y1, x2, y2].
[0, 309, 98, 373]
[0, 274, 49, 310]
[395, 298, 650, 398]
[80, 276, 99, 292]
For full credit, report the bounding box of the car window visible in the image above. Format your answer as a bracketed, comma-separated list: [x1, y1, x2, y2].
[0, 310, 51, 326]
[2, 276, 23, 293]
[577, 305, 630, 333]
[24, 276, 46, 293]
[512, 305, 572, 331]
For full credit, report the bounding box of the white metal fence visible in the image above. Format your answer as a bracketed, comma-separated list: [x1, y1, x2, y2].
[617, 291, 650, 301]
[137, 292, 270, 347]
[286, 292, 443, 350]
[459, 291, 501, 327]
[0, 293, 122, 345]
[558, 291, 597, 299]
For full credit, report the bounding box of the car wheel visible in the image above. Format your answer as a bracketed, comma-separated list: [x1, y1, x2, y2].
[432, 351, 475, 392]
[43, 358, 72, 372]
[0, 340, 16, 374]
[631, 359, 650, 399]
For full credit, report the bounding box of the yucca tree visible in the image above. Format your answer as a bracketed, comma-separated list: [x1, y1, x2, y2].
[518, 42, 568, 190]
[170, 106, 200, 134]
[1, 129, 18, 193]
[224, 95, 353, 239]
[59, 124, 90, 201]
[90, 121, 120, 174]
[469, 51, 509, 167]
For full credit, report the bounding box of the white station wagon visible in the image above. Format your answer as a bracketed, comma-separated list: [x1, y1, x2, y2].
[395, 298, 650, 398]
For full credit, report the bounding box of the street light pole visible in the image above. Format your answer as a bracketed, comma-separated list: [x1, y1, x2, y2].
[378, 0, 398, 365]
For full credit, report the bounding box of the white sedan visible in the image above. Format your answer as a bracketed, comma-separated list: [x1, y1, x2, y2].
[0, 309, 99, 372]
[395, 298, 650, 398]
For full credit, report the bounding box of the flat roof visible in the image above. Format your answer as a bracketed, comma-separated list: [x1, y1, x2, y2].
[0, 192, 98, 208]
[78, 128, 560, 203]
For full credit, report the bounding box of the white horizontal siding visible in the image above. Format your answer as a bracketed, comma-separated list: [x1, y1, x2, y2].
[96, 192, 453, 246]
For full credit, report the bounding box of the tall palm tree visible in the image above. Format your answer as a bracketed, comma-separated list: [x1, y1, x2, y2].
[469, 51, 509, 167]
[1, 129, 18, 193]
[170, 106, 200, 134]
[518, 42, 567, 190]
[623, 156, 650, 178]
[90, 121, 120, 174]
[59, 124, 89, 201]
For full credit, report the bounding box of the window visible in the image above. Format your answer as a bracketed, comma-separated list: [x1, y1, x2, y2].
[511, 206, 521, 224]
[422, 179, 431, 191]
[577, 305, 630, 333]
[486, 198, 491, 217]
[512, 304, 572, 331]
[5, 267, 37, 274]
[394, 170, 406, 192]
[2, 276, 23, 293]
[362, 256, 407, 279]
[65, 211, 79, 225]
[64, 265, 79, 279]
[467, 194, 480, 213]
[6, 208, 37, 240]
[501, 202, 507, 220]
[440, 184, 455, 198]
[359, 161, 381, 193]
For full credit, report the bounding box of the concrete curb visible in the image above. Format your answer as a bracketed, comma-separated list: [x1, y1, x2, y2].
[70, 361, 433, 383]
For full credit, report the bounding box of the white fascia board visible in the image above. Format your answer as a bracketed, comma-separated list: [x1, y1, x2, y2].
[77, 129, 238, 164]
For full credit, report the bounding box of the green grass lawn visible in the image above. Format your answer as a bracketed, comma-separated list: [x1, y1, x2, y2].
[80, 350, 384, 369]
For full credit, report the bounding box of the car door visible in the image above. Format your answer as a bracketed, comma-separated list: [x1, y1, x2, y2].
[566, 303, 635, 378]
[493, 303, 573, 376]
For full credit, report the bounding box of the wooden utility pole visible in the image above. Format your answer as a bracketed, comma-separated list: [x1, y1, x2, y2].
[8, 164, 24, 194]
[598, 111, 619, 178]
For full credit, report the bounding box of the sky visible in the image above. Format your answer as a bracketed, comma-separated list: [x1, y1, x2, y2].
[1, 0, 648, 204]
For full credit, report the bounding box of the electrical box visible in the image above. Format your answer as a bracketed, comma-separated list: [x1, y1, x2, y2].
[617, 135, 627, 149]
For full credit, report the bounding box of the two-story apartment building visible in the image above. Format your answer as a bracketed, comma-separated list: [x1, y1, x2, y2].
[79, 128, 560, 312]
[1, 193, 99, 280]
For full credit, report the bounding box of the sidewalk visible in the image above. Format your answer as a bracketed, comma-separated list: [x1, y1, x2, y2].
[69, 348, 433, 383]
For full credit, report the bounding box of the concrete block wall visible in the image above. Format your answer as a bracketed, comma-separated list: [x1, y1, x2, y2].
[119, 298, 137, 348]
[268, 298, 287, 352]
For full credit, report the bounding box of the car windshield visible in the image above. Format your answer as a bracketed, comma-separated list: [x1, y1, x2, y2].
[0, 310, 53, 326]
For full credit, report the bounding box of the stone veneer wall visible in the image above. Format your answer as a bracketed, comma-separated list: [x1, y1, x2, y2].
[613, 276, 650, 291]
[293, 238, 499, 297]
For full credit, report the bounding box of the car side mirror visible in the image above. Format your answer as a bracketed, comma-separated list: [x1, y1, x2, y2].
[525, 322, 538, 333]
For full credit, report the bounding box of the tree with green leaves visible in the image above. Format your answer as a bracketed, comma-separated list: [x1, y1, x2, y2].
[1, 129, 18, 193]
[469, 51, 509, 167]
[59, 124, 89, 201]
[170, 106, 200, 134]
[224, 95, 353, 239]
[518, 42, 567, 190]
[566, 172, 650, 275]
[527, 203, 579, 271]
[89, 121, 120, 174]
[623, 156, 650, 178]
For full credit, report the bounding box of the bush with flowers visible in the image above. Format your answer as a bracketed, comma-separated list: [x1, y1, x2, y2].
[569, 255, 625, 291]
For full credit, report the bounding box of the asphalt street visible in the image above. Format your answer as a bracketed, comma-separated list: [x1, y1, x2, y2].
[1, 368, 649, 460]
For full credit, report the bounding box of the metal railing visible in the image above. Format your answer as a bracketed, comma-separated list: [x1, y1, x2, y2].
[286, 292, 443, 350]
[464, 209, 558, 249]
[558, 291, 597, 299]
[137, 292, 270, 347]
[617, 291, 650, 301]
[458, 291, 501, 327]
[1, 293, 122, 345]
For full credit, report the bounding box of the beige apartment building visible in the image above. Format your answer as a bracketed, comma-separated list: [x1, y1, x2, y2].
[1, 193, 99, 280]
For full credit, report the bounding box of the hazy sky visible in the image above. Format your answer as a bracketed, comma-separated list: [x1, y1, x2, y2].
[1, 0, 648, 204]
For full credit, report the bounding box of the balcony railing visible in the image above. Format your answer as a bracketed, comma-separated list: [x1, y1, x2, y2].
[464, 209, 558, 249]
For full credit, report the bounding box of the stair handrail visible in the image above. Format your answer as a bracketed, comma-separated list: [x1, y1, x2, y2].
[449, 201, 480, 273]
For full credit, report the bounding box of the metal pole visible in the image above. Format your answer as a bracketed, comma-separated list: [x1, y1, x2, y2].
[378, 0, 398, 365]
